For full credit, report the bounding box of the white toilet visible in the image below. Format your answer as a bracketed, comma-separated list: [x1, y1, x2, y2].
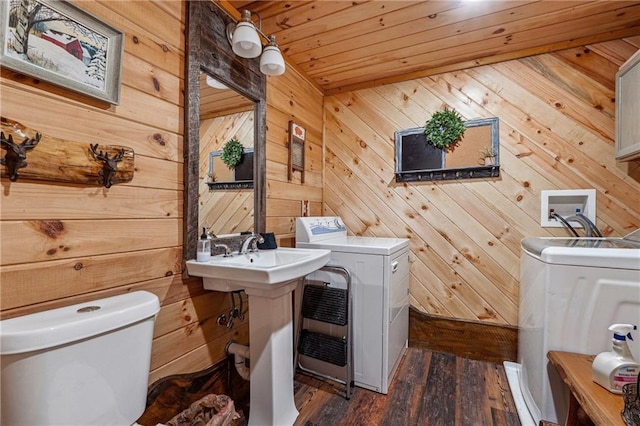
[0, 290, 160, 425]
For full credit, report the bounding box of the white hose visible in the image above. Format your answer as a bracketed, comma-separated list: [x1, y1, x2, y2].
[226, 341, 250, 380]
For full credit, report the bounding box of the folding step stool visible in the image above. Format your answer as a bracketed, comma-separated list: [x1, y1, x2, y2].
[295, 265, 353, 399]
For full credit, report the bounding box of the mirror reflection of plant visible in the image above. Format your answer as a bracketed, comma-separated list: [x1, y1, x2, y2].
[221, 137, 244, 168]
[479, 146, 496, 165]
[424, 107, 466, 150]
[480, 146, 495, 158]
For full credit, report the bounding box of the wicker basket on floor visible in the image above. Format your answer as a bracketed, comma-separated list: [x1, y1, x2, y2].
[621, 372, 640, 426]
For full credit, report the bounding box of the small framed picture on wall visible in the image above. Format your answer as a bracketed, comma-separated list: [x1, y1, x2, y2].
[288, 121, 305, 183]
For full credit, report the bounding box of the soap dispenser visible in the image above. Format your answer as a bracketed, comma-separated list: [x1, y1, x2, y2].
[592, 324, 640, 393]
[197, 228, 211, 262]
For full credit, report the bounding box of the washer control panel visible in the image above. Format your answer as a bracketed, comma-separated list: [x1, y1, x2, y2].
[296, 216, 347, 242]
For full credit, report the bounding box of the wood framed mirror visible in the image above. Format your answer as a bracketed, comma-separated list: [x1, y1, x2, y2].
[184, 1, 266, 262]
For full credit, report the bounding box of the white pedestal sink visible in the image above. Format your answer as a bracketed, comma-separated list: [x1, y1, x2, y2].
[186, 248, 331, 426]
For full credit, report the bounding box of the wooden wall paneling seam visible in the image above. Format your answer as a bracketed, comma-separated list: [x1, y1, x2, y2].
[323, 146, 513, 324]
[120, 53, 183, 106]
[96, 0, 185, 52]
[150, 0, 184, 21]
[150, 311, 248, 370]
[0, 81, 183, 162]
[460, 67, 640, 223]
[323, 98, 396, 164]
[407, 76, 592, 231]
[148, 325, 250, 385]
[494, 59, 615, 138]
[323, 101, 521, 291]
[282, 2, 445, 56]
[328, 84, 519, 272]
[76, 2, 183, 77]
[266, 199, 302, 217]
[260, 2, 415, 47]
[128, 155, 182, 190]
[152, 291, 247, 338]
[323, 42, 640, 324]
[266, 180, 323, 202]
[323, 178, 392, 238]
[587, 38, 640, 65]
[324, 129, 518, 321]
[0, 218, 181, 265]
[0, 247, 182, 310]
[408, 272, 454, 318]
[110, 84, 182, 134]
[290, 1, 564, 67]
[552, 46, 622, 91]
[428, 69, 638, 232]
[266, 161, 323, 186]
[266, 84, 324, 130]
[515, 55, 617, 122]
[322, 27, 640, 96]
[0, 184, 182, 220]
[306, 4, 640, 82]
[0, 274, 199, 321]
[267, 74, 325, 114]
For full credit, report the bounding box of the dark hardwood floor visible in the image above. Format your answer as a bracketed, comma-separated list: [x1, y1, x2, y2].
[293, 347, 521, 426]
[141, 346, 521, 426]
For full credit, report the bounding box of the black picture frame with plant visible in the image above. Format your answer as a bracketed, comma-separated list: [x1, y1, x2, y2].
[423, 107, 466, 150]
[220, 137, 244, 168]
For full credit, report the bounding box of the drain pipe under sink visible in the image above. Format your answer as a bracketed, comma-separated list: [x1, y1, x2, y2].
[226, 340, 250, 380]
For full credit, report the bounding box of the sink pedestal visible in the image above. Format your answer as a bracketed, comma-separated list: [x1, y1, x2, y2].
[245, 280, 299, 426]
[186, 248, 332, 425]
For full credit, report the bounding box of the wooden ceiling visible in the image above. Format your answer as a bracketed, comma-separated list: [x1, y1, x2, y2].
[227, 1, 640, 95]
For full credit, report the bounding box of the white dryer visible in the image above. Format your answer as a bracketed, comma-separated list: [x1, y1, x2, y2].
[296, 217, 410, 394]
[506, 235, 640, 425]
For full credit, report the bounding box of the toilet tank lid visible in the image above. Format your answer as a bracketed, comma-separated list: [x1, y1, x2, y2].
[0, 291, 160, 355]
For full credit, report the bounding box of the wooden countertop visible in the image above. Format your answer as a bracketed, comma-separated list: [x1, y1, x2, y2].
[547, 351, 625, 426]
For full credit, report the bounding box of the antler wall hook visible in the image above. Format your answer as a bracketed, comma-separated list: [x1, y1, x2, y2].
[1, 131, 42, 181]
[90, 143, 126, 188]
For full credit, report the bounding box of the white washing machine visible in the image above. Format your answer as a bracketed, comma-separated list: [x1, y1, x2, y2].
[295, 217, 410, 394]
[505, 235, 640, 425]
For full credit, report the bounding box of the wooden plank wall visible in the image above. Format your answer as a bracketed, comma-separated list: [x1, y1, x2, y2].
[0, 0, 250, 385]
[323, 38, 640, 326]
[264, 66, 325, 247]
[199, 111, 254, 235]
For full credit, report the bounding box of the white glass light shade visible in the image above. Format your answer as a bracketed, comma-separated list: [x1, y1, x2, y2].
[205, 75, 228, 90]
[260, 45, 286, 76]
[231, 22, 261, 58]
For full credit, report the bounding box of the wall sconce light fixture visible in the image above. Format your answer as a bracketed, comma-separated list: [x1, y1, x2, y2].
[226, 10, 285, 76]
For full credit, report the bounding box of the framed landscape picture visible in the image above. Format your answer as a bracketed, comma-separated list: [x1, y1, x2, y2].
[0, 0, 124, 104]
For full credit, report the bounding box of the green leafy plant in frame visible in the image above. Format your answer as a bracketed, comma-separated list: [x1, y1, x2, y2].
[424, 107, 466, 150]
[220, 138, 244, 168]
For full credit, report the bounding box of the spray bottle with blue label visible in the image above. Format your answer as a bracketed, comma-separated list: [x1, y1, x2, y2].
[592, 324, 639, 393]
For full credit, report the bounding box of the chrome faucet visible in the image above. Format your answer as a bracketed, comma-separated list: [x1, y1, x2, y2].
[240, 233, 264, 254]
[214, 243, 232, 257]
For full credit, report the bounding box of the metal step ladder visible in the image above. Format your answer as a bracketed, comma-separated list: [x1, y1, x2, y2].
[295, 265, 354, 399]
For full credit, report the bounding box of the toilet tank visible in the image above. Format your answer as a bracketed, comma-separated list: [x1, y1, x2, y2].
[0, 291, 160, 425]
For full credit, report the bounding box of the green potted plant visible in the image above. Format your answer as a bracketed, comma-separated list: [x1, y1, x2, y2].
[424, 107, 466, 150]
[220, 137, 244, 168]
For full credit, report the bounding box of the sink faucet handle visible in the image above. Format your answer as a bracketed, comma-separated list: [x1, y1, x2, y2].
[214, 243, 232, 257]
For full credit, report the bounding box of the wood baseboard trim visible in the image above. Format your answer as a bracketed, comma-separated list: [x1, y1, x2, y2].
[409, 307, 518, 363]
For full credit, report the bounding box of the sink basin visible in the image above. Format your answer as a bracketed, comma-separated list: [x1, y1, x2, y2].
[186, 247, 331, 293]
